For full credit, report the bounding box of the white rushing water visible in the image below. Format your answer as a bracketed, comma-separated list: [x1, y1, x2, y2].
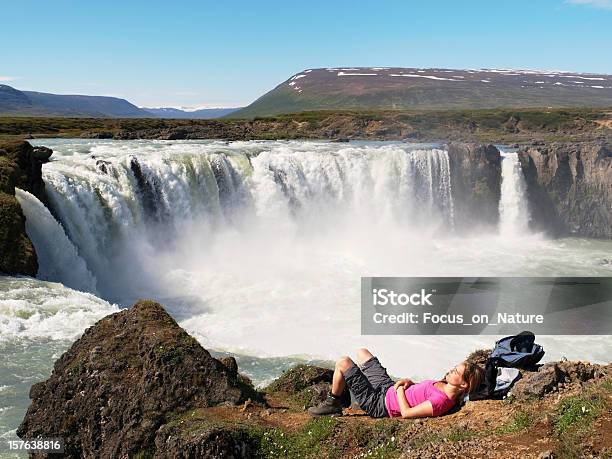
[2, 139, 612, 451]
[0, 277, 119, 456]
[35, 140, 456, 302]
[17, 138, 610, 364]
[14, 189, 98, 294]
[499, 151, 531, 236]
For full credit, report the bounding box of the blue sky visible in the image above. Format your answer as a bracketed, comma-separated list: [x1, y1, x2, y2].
[1, 0, 611, 108]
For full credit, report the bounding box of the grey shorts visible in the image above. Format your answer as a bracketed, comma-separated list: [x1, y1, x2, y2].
[344, 356, 394, 418]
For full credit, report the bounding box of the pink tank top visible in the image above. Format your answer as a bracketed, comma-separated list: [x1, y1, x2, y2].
[385, 380, 456, 417]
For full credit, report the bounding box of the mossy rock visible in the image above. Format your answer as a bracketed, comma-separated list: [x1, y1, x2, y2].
[0, 192, 37, 275]
[265, 364, 334, 395]
[466, 348, 491, 366]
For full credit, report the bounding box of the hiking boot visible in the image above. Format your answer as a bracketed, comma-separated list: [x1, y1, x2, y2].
[308, 395, 343, 417]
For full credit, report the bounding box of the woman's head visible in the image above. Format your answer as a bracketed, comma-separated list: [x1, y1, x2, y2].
[445, 361, 484, 395]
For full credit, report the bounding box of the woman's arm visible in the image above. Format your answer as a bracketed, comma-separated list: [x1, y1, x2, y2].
[393, 378, 414, 389]
[396, 387, 434, 419]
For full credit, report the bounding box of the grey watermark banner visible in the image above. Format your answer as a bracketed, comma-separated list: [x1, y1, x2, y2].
[361, 277, 612, 335]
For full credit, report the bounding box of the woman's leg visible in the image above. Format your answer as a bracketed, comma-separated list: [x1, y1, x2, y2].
[356, 348, 395, 391]
[356, 348, 375, 367]
[331, 355, 354, 396]
[310, 352, 386, 417]
[330, 349, 375, 396]
[309, 355, 356, 416]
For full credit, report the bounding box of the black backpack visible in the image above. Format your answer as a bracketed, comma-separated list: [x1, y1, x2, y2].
[490, 331, 545, 368]
[470, 331, 545, 401]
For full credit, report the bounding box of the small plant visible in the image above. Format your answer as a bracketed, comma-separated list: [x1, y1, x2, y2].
[255, 417, 337, 458]
[132, 448, 154, 459]
[153, 344, 183, 364]
[496, 410, 534, 434]
[553, 394, 606, 435]
[66, 358, 84, 375]
[445, 426, 475, 442]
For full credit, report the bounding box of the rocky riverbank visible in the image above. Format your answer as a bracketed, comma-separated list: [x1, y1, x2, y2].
[518, 142, 612, 238]
[17, 301, 612, 458]
[0, 140, 51, 275]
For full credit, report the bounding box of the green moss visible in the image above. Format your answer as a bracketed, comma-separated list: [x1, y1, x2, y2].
[179, 333, 199, 349]
[446, 427, 475, 442]
[553, 429, 588, 459]
[495, 410, 534, 434]
[153, 344, 184, 365]
[132, 448, 155, 459]
[553, 394, 607, 435]
[150, 333, 201, 365]
[264, 364, 331, 394]
[66, 358, 84, 375]
[351, 419, 401, 458]
[252, 417, 338, 458]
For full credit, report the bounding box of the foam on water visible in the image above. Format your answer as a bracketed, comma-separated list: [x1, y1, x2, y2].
[0, 277, 118, 341]
[0, 277, 119, 454]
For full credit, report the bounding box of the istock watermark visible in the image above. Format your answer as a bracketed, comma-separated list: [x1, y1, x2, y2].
[361, 277, 612, 335]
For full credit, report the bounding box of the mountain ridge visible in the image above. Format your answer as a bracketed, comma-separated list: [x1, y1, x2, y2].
[229, 67, 612, 118]
[0, 84, 152, 117]
[0, 85, 239, 119]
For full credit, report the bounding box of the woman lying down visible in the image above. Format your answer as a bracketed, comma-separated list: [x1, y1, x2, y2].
[308, 348, 484, 418]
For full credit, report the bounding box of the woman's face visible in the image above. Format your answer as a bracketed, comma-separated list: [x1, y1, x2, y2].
[444, 362, 467, 387]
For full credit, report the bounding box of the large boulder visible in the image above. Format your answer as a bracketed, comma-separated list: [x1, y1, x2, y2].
[0, 140, 50, 199]
[265, 364, 334, 394]
[518, 142, 612, 237]
[17, 300, 258, 458]
[265, 364, 353, 409]
[511, 360, 609, 400]
[0, 140, 51, 275]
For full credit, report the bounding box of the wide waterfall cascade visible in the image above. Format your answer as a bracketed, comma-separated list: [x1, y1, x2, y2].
[35, 141, 456, 301]
[499, 151, 531, 236]
[15, 188, 98, 293]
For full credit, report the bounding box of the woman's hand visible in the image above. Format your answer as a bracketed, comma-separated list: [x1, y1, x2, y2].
[394, 378, 414, 390]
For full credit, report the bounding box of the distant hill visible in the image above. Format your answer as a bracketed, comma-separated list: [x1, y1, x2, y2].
[0, 85, 151, 118]
[143, 107, 241, 119]
[0, 85, 241, 119]
[230, 67, 612, 118]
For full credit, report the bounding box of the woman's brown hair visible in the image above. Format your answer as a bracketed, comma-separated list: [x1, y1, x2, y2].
[461, 361, 484, 394]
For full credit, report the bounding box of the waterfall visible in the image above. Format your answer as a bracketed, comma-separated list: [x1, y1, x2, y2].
[29, 141, 456, 301]
[14, 188, 98, 293]
[499, 151, 530, 236]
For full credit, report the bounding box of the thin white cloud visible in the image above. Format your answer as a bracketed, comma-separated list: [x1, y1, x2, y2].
[566, 0, 612, 9]
[139, 103, 245, 110]
[0, 76, 18, 82]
